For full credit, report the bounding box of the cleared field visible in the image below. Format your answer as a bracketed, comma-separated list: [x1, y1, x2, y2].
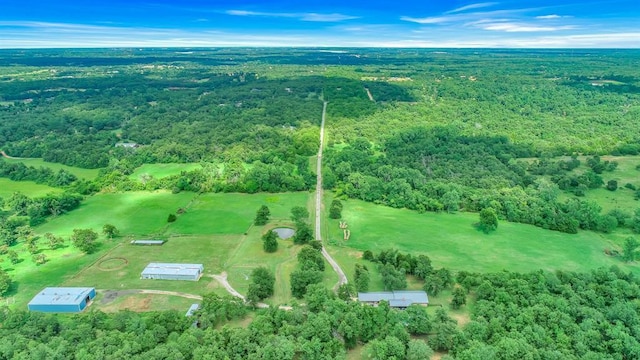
[96, 292, 201, 313]
[36, 191, 197, 237]
[327, 198, 640, 274]
[63, 235, 238, 295]
[0, 178, 61, 198]
[129, 163, 202, 180]
[166, 192, 310, 235]
[3, 157, 101, 180]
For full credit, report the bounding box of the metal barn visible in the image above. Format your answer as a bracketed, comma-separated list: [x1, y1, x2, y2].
[141, 262, 204, 281]
[358, 290, 429, 308]
[28, 287, 96, 313]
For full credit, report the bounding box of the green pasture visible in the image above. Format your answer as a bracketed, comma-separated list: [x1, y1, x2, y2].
[326, 198, 640, 275]
[36, 191, 197, 237]
[166, 192, 310, 235]
[129, 163, 202, 180]
[3, 157, 101, 180]
[0, 178, 61, 198]
[63, 235, 238, 295]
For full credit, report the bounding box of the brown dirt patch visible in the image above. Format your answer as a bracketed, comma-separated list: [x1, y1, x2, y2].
[450, 311, 471, 327]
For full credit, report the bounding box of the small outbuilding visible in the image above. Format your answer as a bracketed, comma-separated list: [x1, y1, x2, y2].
[185, 303, 200, 317]
[130, 240, 165, 246]
[28, 287, 96, 313]
[141, 262, 204, 281]
[358, 290, 428, 308]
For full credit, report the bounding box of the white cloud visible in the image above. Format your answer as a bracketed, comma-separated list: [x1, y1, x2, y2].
[536, 14, 561, 19]
[475, 21, 577, 32]
[446, 2, 498, 14]
[400, 8, 534, 24]
[225, 9, 358, 22]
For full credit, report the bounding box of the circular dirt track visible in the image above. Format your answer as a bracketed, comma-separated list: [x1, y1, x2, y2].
[98, 257, 129, 271]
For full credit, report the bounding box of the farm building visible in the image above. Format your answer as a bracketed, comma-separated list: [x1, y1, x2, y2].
[141, 263, 204, 281]
[28, 287, 96, 313]
[185, 303, 200, 317]
[358, 290, 428, 308]
[130, 240, 165, 246]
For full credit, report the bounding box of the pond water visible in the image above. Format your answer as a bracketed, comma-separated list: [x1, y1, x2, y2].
[273, 227, 295, 239]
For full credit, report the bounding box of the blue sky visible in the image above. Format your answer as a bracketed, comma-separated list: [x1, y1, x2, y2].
[1, 0, 638, 48]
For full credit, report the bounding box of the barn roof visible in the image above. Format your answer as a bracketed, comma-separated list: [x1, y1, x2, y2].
[142, 263, 204, 276]
[130, 240, 165, 245]
[358, 290, 428, 307]
[28, 287, 95, 306]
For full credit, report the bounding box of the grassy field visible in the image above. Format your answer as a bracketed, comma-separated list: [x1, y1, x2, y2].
[37, 191, 197, 237]
[5, 191, 314, 310]
[96, 292, 201, 313]
[0, 178, 62, 198]
[3, 157, 101, 180]
[326, 197, 640, 275]
[129, 163, 202, 180]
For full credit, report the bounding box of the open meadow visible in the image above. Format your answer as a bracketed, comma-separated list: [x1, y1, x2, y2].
[326, 197, 640, 275]
[0, 178, 61, 198]
[3, 157, 101, 180]
[128, 163, 202, 180]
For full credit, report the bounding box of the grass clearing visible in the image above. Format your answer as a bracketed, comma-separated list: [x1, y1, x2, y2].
[129, 163, 202, 180]
[37, 191, 197, 237]
[97, 292, 200, 313]
[166, 192, 309, 235]
[3, 157, 101, 180]
[0, 178, 61, 198]
[327, 198, 640, 275]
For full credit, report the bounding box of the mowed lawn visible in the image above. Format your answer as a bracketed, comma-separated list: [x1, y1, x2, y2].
[166, 192, 310, 235]
[0, 178, 61, 198]
[3, 157, 101, 180]
[129, 163, 202, 180]
[37, 191, 198, 237]
[328, 198, 640, 274]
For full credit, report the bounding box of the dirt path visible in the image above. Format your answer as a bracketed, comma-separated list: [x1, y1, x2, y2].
[315, 101, 348, 289]
[211, 271, 246, 301]
[0, 150, 23, 159]
[364, 87, 375, 102]
[99, 289, 203, 305]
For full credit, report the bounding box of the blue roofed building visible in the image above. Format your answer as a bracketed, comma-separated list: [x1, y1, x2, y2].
[358, 290, 428, 308]
[28, 287, 96, 313]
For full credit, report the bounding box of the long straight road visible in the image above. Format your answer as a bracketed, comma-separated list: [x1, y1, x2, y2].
[315, 101, 348, 288]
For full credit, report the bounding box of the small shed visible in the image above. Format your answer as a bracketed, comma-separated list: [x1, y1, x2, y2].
[185, 303, 200, 317]
[130, 240, 165, 246]
[141, 263, 204, 281]
[28, 287, 96, 313]
[358, 290, 428, 308]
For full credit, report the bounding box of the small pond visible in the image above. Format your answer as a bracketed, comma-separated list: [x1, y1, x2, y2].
[273, 227, 295, 239]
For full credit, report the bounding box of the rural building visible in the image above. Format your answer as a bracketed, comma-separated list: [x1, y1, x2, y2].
[115, 142, 139, 148]
[28, 287, 96, 313]
[130, 240, 165, 246]
[141, 263, 204, 281]
[185, 303, 200, 317]
[358, 290, 428, 308]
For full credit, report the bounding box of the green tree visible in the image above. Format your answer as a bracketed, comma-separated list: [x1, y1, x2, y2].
[451, 286, 467, 309]
[254, 205, 271, 225]
[606, 180, 618, 191]
[329, 199, 343, 219]
[632, 208, 640, 234]
[102, 224, 119, 239]
[406, 339, 434, 360]
[354, 263, 370, 292]
[167, 213, 177, 223]
[45, 233, 64, 250]
[32, 253, 47, 265]
[290, 269, 323, 298]
[7, 250, 19, 265]
[246, 266, 275, 303]
[290, 206, 309, 223]
[297, 246, 325, 271]
[0, 269, 11, 295]
[293, 221, 313, 245]
[442, 190, 460, 213]
[478, 207, 498, 233]
[622, 237, 639, 262]
[262, 230, 278, 253]
[71, 228, 99, 254]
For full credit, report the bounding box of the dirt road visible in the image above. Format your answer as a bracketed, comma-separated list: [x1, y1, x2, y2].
[315, 101, 348, 289]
